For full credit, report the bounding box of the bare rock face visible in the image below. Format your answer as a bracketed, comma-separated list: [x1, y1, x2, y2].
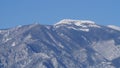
[0, 19, 120, 68]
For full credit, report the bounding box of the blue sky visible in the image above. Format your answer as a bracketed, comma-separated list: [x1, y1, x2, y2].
[0, 0, 120, 28]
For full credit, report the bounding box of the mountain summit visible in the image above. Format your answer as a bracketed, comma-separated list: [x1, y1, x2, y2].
[54, 19, 95, 25]
[0, 19, 120, 68]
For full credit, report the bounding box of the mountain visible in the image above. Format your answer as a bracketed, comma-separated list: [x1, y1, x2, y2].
[107, 25, 120, 31]
[0, 19, 120, 68]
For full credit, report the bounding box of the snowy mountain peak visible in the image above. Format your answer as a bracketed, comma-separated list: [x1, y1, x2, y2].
[0, 21, 120, 68]
[107, 25, 120, 31]
[54, 19, 95, 26]
[54, 19, 101, 29]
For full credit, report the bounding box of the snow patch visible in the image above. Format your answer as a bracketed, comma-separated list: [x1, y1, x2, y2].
[108, 25, 120, 31]
[79, 28, 89, 32]
[45, 26, 51, 29]
[81, 36, 88, 41]
[66, 27, 89, 32]
[59, 33, 71, 41]
[88, 24, 101, 28]
[55, 19, 95, 25]
[54, 19, 101, 29]
[51, 58, 58, 68]
[12, 42, 16, 46]
[57, 42, 64, 48]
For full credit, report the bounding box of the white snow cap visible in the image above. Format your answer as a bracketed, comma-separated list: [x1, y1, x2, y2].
[107, 25, 120, 31]
[55, 19, 95, 25]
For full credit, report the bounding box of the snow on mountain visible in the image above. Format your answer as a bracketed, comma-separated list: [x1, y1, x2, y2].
[11, 42, 16, 46]
[66, 26, 90, 32]
[54, 19, 101, 32]
[54, 19, 101, 28]
[93, 40, 120, 61]
[54, 19, 95, 25]
[0, 19, 120, 68]
[108, 25, 120, 31]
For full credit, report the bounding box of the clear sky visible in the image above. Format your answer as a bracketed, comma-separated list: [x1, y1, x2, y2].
[0, 0, 120, 29]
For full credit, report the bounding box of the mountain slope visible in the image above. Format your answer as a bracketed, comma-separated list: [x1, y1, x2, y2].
[0, 19, 120, 68]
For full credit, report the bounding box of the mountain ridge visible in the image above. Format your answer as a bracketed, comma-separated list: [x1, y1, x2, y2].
[0, 19, 120, 68]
